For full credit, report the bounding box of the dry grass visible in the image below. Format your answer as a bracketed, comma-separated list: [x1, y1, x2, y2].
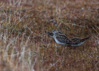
[0, 0, 99, 71]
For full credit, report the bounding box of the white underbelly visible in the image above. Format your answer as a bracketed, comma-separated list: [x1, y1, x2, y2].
[54, 37, 65, 45]
[71, 42, 85, 46]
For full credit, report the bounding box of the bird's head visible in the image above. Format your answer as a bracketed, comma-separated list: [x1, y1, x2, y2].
[45, 30, 61, 37]
[52, 30, 59, 34]
[52, 30, 62, 35]
[45, 31, 53, 37]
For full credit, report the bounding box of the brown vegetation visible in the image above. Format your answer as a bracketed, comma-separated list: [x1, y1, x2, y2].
[0, 0, 98, 71]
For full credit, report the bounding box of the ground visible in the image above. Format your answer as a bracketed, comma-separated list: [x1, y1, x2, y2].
[0, 0, 99, 71]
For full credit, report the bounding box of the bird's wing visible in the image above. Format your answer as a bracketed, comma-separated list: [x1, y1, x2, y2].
[71, 38, 81, 43]
[56, 34, 71, 43]
[71, 36, 90, 44]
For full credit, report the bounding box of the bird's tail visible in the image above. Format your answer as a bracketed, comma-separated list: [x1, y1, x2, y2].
[81, 36, 90, 42]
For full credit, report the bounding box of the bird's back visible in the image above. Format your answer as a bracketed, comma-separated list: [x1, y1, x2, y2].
[53, 33, 71, 45]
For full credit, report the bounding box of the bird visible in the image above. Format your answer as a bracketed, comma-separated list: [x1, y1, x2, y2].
[45, 30, 71, 46]
[70, 36, 90, 46]
[46, 30, 90, 47]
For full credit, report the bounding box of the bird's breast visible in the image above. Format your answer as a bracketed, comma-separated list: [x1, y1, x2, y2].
[53, 37, 65, 45]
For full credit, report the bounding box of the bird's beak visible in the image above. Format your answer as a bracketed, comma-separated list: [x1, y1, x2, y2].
[45, 31, 53, 36]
